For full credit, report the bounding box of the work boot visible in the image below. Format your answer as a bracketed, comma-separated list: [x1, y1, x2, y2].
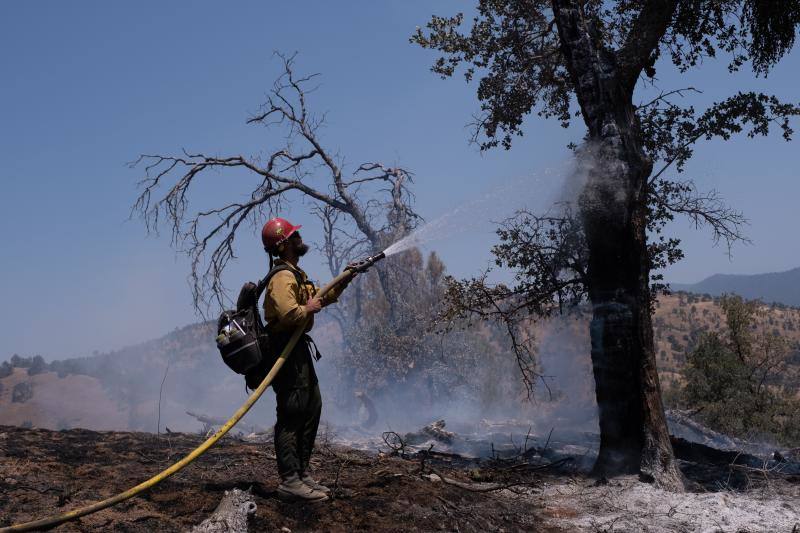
[301, 473, 331, 494]
[277, 473, 328, 502]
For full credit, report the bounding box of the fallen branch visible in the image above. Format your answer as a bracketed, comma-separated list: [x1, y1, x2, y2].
[497, 456, 574, 472]
[666, 409, 740, 449]
[186, 411, 227, 426]
[186, 411, 271, 434]
[404, 420, 455, 445]
[425, 466, 533, 493]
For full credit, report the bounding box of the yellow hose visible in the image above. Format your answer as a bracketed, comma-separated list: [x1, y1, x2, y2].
[2, 268, 358, 532]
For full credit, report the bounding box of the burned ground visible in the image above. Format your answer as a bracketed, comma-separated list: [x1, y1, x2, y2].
[0, 426, 547, 532]
[1, 425, 799, 532]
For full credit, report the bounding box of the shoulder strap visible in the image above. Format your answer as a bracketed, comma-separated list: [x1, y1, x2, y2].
[256, 264, 304, 297]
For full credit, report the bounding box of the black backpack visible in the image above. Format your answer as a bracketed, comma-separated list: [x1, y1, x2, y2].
[215, 265, 302, 375]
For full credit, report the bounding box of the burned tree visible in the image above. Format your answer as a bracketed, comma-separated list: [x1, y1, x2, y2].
[132, 53, 418, 314]
[414, 1, 800, 489]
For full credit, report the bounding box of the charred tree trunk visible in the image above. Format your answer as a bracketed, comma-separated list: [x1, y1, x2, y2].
[553, 1, 684, 490]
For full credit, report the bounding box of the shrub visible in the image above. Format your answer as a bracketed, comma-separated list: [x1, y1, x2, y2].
[12, 382, 34, 403]
[10, 354, 30, 368]
[678, 295, 800, 445]
[27, 355, 47, 376]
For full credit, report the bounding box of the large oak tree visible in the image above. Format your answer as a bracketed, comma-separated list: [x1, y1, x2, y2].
[414, 1, 800, 489]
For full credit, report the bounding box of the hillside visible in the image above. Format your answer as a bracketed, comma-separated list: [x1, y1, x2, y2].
[653, 291, 800, 393]
[1, 293, 799, 434]
[0, 318, 342, 434]
[671, 266, 800, 307]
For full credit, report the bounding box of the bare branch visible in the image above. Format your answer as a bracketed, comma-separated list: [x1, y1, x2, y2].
[636, 87, 701, 111]
[650, 178, 750, 256]
[131, 55, 419, 312]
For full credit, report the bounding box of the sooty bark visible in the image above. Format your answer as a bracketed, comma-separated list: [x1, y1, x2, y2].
[553, 1, 684, 490]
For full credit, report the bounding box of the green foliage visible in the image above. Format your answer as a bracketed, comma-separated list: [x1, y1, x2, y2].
[742, 0, 800, 73]
[11, 381, 34, 404]
[683, 332, 748, 415]
[10, 354, 31, 368]
[27, 355, 47, 376]
[680, 294, 800, 445]
[411, 1, 569, 150]
[5, 354, 48, 375]
[413, 1, 800, 152]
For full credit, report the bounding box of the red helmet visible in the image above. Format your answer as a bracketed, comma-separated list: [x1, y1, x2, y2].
[261, 217, 301, 252]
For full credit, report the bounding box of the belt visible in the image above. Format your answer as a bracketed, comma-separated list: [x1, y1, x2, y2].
[304, 334, 322, 361]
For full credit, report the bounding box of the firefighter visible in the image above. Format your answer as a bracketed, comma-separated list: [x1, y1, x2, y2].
[256, 217, 349, 502]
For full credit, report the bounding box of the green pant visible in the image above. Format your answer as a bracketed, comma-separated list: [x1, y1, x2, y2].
[274, 383, 322, 479]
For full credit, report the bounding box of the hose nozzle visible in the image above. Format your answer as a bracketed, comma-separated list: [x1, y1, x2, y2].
[346, 251, 386, 274]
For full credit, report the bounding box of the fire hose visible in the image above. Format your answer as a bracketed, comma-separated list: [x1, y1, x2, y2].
[2, 252, 385, 532]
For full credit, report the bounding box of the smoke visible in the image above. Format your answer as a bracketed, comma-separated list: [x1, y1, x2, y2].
[308, 308, 601, 459]
[317, 144, 608, 453]
[534, 315, 598, 432]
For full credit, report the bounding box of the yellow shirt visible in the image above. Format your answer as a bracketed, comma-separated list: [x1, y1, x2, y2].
[262, 260, 342, 333]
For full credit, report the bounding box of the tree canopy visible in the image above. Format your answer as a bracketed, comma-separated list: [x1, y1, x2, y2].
[414, 0, 800, 359]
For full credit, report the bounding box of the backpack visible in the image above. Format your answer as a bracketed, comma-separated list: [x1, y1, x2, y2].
[215, 265, 302, 375]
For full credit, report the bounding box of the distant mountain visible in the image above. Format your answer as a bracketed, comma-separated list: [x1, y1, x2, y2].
[671, 266, 800, 308]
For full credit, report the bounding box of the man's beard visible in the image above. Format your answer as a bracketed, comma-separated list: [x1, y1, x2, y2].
[294, 241, 310, 256]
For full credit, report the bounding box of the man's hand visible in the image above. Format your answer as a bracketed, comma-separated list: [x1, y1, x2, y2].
[304, 296, 323, 314]
[345, 261, 370, 275]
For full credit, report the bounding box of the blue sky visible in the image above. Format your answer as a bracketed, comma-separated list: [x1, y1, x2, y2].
[1, 1, 798, 359]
